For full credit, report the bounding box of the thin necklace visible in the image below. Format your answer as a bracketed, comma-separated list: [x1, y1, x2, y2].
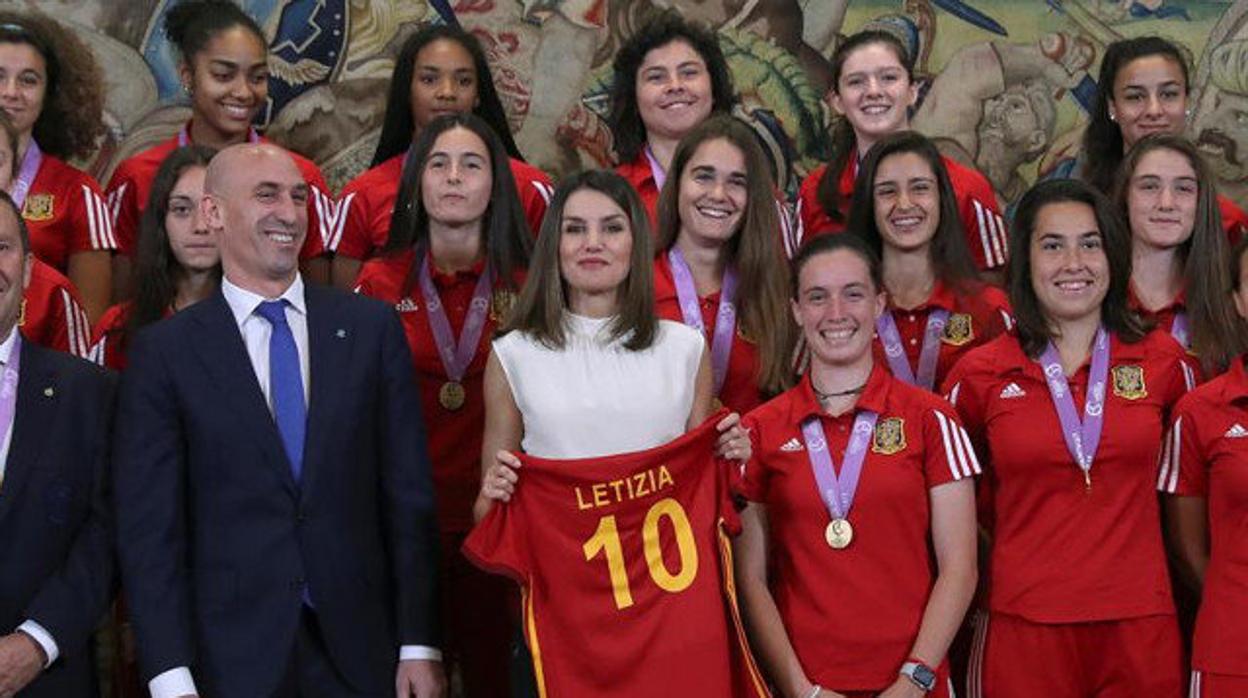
[811, 376, 867, 402]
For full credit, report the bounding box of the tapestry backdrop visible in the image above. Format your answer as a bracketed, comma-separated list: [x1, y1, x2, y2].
[15, 0, 1248, 212]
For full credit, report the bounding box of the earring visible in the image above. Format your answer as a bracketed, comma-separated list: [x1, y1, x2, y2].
[181, 82, 191, 96]
[1108, 111, 1116, 123]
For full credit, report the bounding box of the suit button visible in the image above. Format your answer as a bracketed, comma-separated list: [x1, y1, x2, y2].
[296, 511, 307, 523]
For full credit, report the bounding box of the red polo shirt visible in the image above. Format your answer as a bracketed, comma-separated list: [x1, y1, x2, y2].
[794, 156, 1007, 270]
[1158, 356, 1248, 677]
[105, 124, 334, 261]
[874, 280, 1012, 392]
[21, 258, 91, 358]
[24, 154, 115, 272]
[944, 330, 1189, 624]
[738, 364, 980, 691]
[1219, 194, 1247, 245]
[89, 302, 130, 371]
[334, 154, 552, 261]
[653, 255, 764, 414]
[354, 250, 522, 533]
[616, 151, 659, 228]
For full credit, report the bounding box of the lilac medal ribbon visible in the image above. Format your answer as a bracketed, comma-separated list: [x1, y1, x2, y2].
[1038, 327, 1110, 490]
[1170, 311, 1190, 350]
[177, 126, 261, 147]
[875, 308, 950, 390]
[801, 409, 879, 522]
[417, 252, 493, 383]
[0, 333, 21, 479]
[668, 247, 738, 395]
[643, 144, 667, 191]
[11, 140, 42, 208]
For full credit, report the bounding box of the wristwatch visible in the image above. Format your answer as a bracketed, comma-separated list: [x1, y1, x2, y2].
[900, 660, 937, 692]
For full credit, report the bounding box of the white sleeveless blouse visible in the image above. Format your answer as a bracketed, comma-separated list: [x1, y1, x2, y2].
[492, 314, 705, 459]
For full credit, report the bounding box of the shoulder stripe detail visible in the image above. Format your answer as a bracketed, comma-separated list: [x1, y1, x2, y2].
[82, 186, 118, 250]
[1190, 670, 1202, 698]
[532, 180, 554, 205]
[1181, 362, 1195, 393]
[329, 192, 355, 253]
[999, 309, 1014, 332]
[1157, 417, 1182, 493]
[789, 198, 804, 258]
[956, 422, 982, 475]
[947, 381, 961, 407]
[973, 200, 994, 268]
[106, 182, 127, 227]
[934, 410, 979, 479]
[775, 199, 793, 260]
[60, 288, 89, 357]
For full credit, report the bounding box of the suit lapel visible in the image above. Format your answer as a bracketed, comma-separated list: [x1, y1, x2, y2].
[300, 286, 351, 499]
[192, 293, 298, 497]
[0, 341, 58, 524]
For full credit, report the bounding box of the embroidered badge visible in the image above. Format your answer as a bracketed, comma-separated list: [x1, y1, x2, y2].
[941, 313, 974, 346]
[872, 417, 907, 455]
[22, 193, 54, 221]
[1112, 365, 1147, 400]
[490, 290, 518, 324]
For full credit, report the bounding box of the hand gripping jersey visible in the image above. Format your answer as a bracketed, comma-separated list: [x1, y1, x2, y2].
[464, 417, 768, 698]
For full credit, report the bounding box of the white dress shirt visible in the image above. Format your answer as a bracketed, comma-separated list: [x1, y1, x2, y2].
[0, 329, 61, 668]
[149, 275, 439, 698]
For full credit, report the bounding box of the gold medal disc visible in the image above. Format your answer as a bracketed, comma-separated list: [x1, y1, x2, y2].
[439, 381, 466, 411]
[825, 518, 854, 549]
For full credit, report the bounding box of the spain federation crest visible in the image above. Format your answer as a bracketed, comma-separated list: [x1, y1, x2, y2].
[22, 193, 54, 222]
[1112, 365, 1148, 400]
[941, 313, 974, 346]
[872, 417, 907, 455]
[491, 290, 518, 324]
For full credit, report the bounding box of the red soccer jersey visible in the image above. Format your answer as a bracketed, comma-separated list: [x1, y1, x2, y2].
[89, 302, 130, 371]
[737, 364, 979, 691]
[354, 251, 521, 533]
[1219, 194, 1247, 245]
[20, 258, 91, 358]
[1157, 356, 1248, 677]
[333, 154, 553, 261]
[873, 280, 1012, 393]
[463, 419, 768, 698]
[617, 151, 660, 228]
[105, 125, 335, 261]
[24, 154, 116, 272]
[943, 330, 1191, 624]
[653, 255, 764, 414]
[793, 156, 1007, 270]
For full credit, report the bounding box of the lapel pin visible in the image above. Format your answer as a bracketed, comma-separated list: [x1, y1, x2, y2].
[335, 329, 347, 339]
[43, 386, 54, 397]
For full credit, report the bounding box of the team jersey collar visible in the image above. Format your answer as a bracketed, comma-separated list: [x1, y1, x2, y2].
[1223, 355, 1248, 403]
[994, 329, 1146, 379]
[1127, 282, 1186, 316]
[887, 278, 958, 314]
[619, 150, 656, 189]
[653, 252, 722, 304]
[791, 361, 891, 424]
[428, 255, 488, 288]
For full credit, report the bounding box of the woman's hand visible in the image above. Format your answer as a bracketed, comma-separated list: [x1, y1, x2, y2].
[714, 412, 751, 463]
[479, 450, 522, 503]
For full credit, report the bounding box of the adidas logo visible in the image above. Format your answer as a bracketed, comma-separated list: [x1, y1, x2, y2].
[1225, 423, 1248, 439]
[999, 382, 1026, 399]
[780, 438, 804, 452]
[395, 297, 418, 313]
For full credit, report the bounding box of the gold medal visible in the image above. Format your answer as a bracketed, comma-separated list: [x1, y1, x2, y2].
[711, 397, 724, 411]
[438, 381, 466, 411]
[825, 518, 854, 549]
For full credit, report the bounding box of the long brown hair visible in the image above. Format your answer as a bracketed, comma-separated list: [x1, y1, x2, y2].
[815, 30, 914, 226]
[503, 170, 658, 350]
[654, 115, 795, 395]
[1114, 134, 1245, 374]
[1008, 178, 1148, 357]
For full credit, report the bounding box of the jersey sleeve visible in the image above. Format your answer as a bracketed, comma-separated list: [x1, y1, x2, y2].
[793, 167, 824, 255]
[105, 163, 141, 256]
[334, 187, 375, 260]
[518, 171, 554, 238]
[69, 174, 118, 254]
[735, 413, 770, 502]
[462, 492, 531, 582]
[921, 403, 982, 488]
[1157, 410, 1208, 496]
[957, 172, 1007, 271]
[300, 164, 334, 261]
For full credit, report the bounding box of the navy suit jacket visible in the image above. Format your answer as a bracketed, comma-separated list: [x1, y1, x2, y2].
[0, 337, 115, 698]
[113, 284, 439, 696]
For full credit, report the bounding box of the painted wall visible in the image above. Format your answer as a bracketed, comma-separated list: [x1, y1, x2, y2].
[17, 0, 1248, 210]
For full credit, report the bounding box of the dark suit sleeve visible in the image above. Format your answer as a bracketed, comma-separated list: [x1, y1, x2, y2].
[112, 331, 196, 678]
[377, 307, 440, 647]
[23, 368, 118, 659]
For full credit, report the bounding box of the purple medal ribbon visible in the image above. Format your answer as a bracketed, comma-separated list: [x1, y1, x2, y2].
[668, 247, 738, 395]
[801, 409, 879, 521]
[1038, 327, 1110, 487]
[417, 253, 493, 383]
[875, 308, 950, 390]
[11, 140, 42, 209]
[177, 126, 261, 147]
[0, 333, 21, 483]
[643, 144, 667, 191]
[1169, 311, 1189, 350]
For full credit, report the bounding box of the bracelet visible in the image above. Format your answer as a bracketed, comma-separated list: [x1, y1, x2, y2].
[805, 685, 822, 698]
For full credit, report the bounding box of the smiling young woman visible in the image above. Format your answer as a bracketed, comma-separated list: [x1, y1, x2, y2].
[793, 31, 1006, 273]
[105, 0, 335, 294]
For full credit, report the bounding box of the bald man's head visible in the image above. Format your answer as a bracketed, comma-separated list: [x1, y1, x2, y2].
[201, 143, 310, 297]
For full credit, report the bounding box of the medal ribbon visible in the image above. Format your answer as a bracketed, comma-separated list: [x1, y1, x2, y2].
[668, 247, 738, 395]
[1038, 327, 1110, 482]
[1170, 311, 1189, 350]
[875, 308, 950, 390]
[643, 144, 667, 191]
[11, 140, 42, 208]
[800, 409, 878, 522]
[177, 125, 261, 147]
[418, 253, 493, 383]
[0, 333, 21, 486]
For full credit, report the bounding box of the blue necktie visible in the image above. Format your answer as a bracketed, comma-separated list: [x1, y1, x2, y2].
[256, 300, 305, 482]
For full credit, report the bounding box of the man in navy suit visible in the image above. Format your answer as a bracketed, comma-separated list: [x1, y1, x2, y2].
[113, 144, 445, 698]
[0, 190, 114, 698]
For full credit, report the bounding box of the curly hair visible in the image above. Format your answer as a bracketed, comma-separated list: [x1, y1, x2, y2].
[0, 10, 106, 161]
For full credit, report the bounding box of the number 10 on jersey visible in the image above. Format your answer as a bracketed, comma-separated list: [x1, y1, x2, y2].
[582, 497, 699, 610]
